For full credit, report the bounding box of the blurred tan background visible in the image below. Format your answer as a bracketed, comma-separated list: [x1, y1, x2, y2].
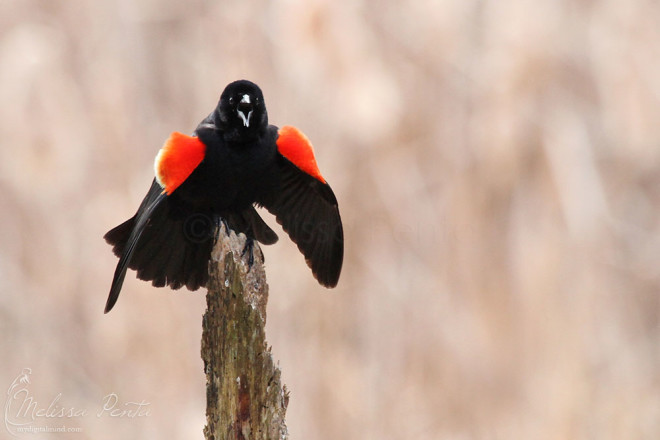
[1, 0, 659, 439]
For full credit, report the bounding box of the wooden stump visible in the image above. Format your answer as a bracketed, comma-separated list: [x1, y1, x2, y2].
[201, 225, 289, 440]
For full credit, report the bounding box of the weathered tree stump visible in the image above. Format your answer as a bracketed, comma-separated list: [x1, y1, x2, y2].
[201, 224, 288, 440]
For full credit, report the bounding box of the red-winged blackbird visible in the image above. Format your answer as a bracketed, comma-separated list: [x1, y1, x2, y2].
[104, 80, 343, 313]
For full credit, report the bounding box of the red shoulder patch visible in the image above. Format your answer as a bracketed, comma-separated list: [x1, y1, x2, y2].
[154, 132, 206, 195]
[276, 126, 326, 184]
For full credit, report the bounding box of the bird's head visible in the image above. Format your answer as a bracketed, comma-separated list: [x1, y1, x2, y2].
[215, 80, 268, 142]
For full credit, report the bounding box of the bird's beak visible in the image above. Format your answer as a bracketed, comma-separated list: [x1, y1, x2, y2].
[237, 94, 253, 128]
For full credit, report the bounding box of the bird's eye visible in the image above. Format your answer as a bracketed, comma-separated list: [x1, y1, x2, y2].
[229, 97, 235, 105]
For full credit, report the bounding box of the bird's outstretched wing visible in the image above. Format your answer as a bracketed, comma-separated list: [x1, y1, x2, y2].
[104, 132, 210, 313]
[260, 126, 343, 287]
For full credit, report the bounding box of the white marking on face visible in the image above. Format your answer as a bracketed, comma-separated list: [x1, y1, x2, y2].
[237, 108, 253, 127]
[237, 94, 253, 127]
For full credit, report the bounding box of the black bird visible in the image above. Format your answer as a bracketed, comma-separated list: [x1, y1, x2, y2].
[104, 80, 343, 313]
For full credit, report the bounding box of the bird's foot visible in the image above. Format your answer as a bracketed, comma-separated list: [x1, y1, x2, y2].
[212, 216, 230, 245]
[241, 236, 256, 269]
[219, 217, 231, 235]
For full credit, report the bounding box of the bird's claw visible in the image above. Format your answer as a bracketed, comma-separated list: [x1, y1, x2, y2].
[212, 217, 231, 245]
[241, 237, 255, 269]
[220, 217, 231, 235]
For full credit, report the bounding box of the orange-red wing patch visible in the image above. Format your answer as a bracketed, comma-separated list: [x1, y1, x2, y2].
[154, 132, 206, 195]
[276, 126, 326, 184]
